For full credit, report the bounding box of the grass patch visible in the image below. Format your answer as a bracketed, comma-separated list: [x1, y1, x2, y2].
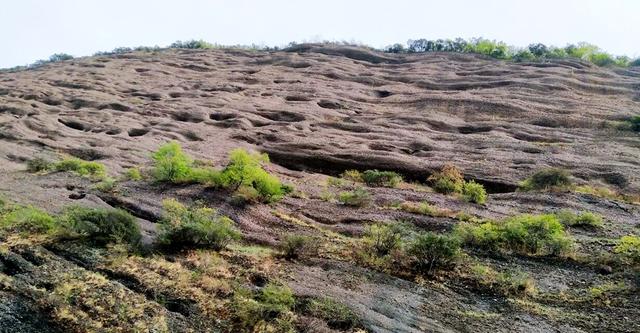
[124, 167, 143, 181]
[279, 234, 318, 260]
[398, 201, 452, 217]
[614, 235, 640, 266]
[297, 297, 361, 330]
[231, 283, 295, 331]
[338, 187, 371, 207]
[158, 199, 241, 250]
[455, 214, 573, 256]
[26, 157, 53, 173]
[53, 157, 107, 179]
[0, 204, 57, 235]
[468, 264, 536, 296]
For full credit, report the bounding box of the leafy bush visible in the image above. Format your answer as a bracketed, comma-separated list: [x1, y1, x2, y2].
[26, 157, 52, 172]
[59, 206, 141, 245]
[407, 232, 461, 273]
[628, 116, 640, 132]
[469, 264, 536, 296]
[170, 40, 215, 49]
[614, 235, 640, 265]
[258, 283, 295, 315]
[462, 180, 487, 204]
[124, 167, 143, 181]
[297, 297, 360, 330]
[341, 170, 363, 182]
[362, 223, 407, 257]
[338, 187, 371, 207]
[218, 149, 287, 202]
[48, 53, 74, 62]
[455, 214, 573, 256]
[158, 199, 240, 250]
[520, 168, 571, 191]
[0, 204, 57, 234]
[53, 158, 106, 178]
[94, 177, 117, 192]
[361, 170, 402, 187]
[428, 164, 464, 194]
[151, 141, 193, 182]
[555, 210, 603, 228]
[279, 234, 317, 260]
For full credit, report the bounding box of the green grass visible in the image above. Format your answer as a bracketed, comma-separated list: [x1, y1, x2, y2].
[124, 167, 142, 181]
[53, 157, 107, 179]
[338, 187, 371, 207]
[455, 214, 573, 256]
[614, 235, 640, 265]
[360, 169, 402, 187]
[0, 204, 57, 234]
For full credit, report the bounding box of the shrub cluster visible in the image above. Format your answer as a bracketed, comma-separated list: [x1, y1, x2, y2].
[360, 170, 402, 187]
[520, 168, 571, 191]
[455, 214, 573, 256]
[59, 206, 141, 246]
[555, 210, 603, 228]
[27, 156, 107, 179]
[385, 38, 637, 67]
[151, 142, 291, 202]
[359, 222, 461, 275]
[614, 235, 640, 265]
[398, 201, 451, 217]
[170, 40, 215, 49]
[279, 234, 318, 260]
[158, 199, 240, 250]
[428, 164, 487, 203]
[469, 264, 536, 296]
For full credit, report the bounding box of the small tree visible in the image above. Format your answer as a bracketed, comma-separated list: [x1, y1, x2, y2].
[152, 141, 193, 182]
[407, 232, 461, 274]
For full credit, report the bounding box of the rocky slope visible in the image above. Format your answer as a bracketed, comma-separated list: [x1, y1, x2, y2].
[0, 44, 639, 332]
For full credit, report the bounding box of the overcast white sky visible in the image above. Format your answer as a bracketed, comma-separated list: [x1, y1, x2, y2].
[1, 0, 638, 68]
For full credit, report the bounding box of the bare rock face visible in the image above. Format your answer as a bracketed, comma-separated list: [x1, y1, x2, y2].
[0, 45, 639, 333]
[0, 44, 638, 191]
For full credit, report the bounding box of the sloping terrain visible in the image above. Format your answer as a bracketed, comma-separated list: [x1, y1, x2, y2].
[1, 45, 639, 332]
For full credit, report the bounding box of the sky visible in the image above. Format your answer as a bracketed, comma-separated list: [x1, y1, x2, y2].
[1, 0, 639, 68]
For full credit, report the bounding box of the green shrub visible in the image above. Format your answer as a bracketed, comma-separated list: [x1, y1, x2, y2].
[429, 164, 464, 194]
[614, 235, 640, 265]
[124, 167, 142, 181]
[341, 170, 363, 182]
[26, 157, 52, 173]
[555, 210, 603, 228]
[407, 232, 461, 273]
[59, 206, 141, 245]
[279, 234, 317, 260]
[628, 116, 640, 132]
[151, 141, 193, 182]
[170, 40, 214, 49]
[362, 223, 407, 257]
[297, 297, 360, 330]
[361, 170, 402, 187]
[455, 214, 573, 256]
[520, 168, 571, 191]
[258, 283, 295, 315]
[469, 264, 536, 296]
[186, 167, 222, 185]
[462, 180, 487, 204]
[158, 199, 240, 250]
[0, 204, 57, 234]
[53, 158, 106, 178]
[338, 187, 371, 207]
[219, 149, 287, 202]
[231, 284, 295, 331]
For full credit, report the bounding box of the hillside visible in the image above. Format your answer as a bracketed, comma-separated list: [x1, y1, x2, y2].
[1, 44, 639, 332]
